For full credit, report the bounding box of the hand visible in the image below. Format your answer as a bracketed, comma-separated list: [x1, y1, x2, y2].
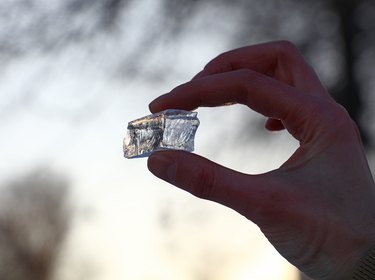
[147, 41, 375, 280]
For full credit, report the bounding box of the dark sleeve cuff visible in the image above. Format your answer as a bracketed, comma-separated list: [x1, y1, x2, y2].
[352, 247, 375, 279]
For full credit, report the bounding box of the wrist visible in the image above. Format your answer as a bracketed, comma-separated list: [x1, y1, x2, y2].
[352, 246, 375, 279]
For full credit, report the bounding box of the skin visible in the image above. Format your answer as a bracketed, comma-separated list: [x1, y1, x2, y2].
[146, 41, 375, 280]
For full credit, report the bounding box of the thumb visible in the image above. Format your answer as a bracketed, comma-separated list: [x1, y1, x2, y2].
[147, 150, 264, 215]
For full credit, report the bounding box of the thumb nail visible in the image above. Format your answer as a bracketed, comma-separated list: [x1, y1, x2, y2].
[147, 153, 177, 183]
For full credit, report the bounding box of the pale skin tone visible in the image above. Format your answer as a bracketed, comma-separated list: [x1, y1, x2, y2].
[147, 41, 375, 280]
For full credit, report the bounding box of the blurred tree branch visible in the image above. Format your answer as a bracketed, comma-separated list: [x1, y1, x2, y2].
[1, 0, 374, 141]
[0, 169, 70, 280]
[330, 0, 369, 147]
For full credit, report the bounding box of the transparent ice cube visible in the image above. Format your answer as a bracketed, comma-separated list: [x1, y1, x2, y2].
[123, 109, 200, 158]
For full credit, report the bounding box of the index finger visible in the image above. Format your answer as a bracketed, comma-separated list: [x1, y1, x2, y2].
[149, 69, 325, 142]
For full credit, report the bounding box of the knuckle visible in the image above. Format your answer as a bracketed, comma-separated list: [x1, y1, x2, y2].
[318, 101, 352, 127]
[328, 102, 351, 120]
[328, 103, 358, 134]
[228, 69, 253, 105]
[190, 167, 217, 200]
[277, 40, 297, 52]
[308, 99, 357, 140]
[276, 40, 299, 55]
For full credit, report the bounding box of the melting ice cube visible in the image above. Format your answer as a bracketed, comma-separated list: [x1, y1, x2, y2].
[123, 109, 200, 158]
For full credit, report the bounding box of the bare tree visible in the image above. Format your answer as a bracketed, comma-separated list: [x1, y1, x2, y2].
[0, 169, 70, 280]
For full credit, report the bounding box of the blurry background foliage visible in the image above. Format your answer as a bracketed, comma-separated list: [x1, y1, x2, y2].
[1, 0, 375, 142]
[0, 170, 69, 280]
[1, 0, 375, 280]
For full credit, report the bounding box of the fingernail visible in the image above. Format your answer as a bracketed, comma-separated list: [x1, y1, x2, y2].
[147, 153, 177, 183]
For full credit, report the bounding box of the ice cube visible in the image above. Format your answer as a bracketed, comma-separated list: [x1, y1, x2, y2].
[123, 109, 200, 158]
